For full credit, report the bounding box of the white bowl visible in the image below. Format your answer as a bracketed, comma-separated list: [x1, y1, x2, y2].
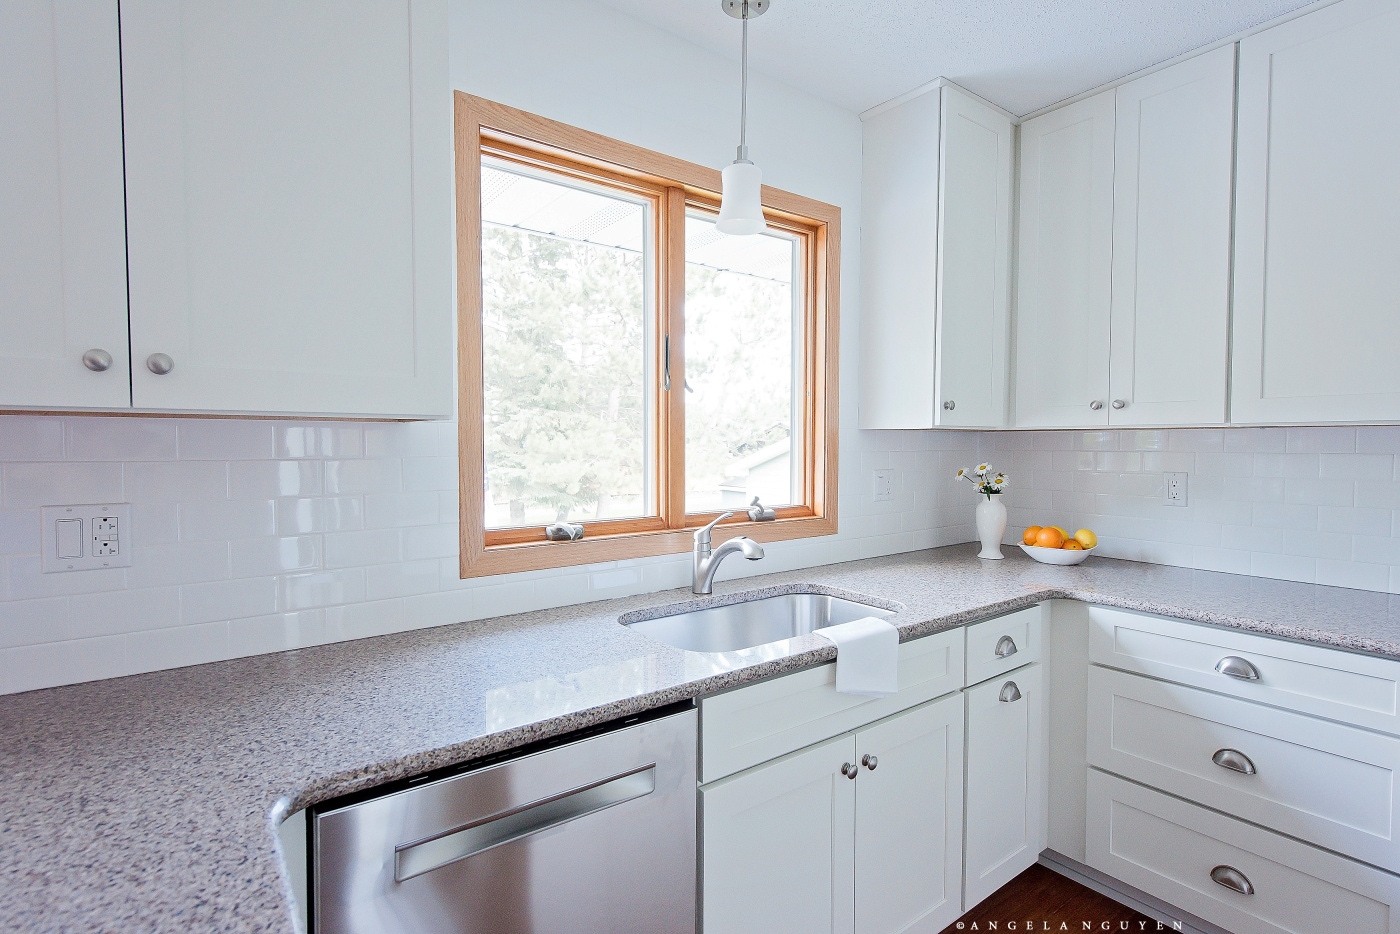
[1019, 542, 1094, 565]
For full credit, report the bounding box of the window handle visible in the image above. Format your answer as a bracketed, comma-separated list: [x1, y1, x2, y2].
[664, 335, 671, 391]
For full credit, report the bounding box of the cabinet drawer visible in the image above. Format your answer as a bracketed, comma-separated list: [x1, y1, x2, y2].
[1087, 769, 1400, 934]
[965, 606, 1042, 686]
[1088, 666, 1400, 872]
[700, 627, 964, 783]
[1088, 605, 1400, 735]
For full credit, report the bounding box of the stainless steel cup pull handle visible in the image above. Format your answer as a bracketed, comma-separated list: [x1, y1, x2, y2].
[1212, 748, 1257, 775]
[841, 762, 858, 780]
[1210, 865, 1254, 896]
[998, 681, 1022, 703]
[1215, 656, 1261, 681]
[861, 754, 878, 771]
[994, 635, 1018, 658]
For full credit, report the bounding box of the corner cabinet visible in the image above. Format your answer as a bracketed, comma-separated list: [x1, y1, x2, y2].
[1230, 0, 1400, 424]
[1015, 46, 1234, 428]
[0, 0, 454, 419]
[0, 0, 130, 410]
[860, 80, 1013, 429]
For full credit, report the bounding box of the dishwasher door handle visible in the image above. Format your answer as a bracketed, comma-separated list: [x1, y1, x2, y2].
[394, 765, 656, 882]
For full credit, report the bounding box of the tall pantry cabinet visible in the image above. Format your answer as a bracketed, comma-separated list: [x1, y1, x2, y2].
[859, 80, 1014, 429]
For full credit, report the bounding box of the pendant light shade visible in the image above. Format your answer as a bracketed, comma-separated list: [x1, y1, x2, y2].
[717, 161, 766, 235]
[717, 0, 768, 236]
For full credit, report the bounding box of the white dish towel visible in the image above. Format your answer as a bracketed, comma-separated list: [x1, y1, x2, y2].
[815, 617, 899, 697]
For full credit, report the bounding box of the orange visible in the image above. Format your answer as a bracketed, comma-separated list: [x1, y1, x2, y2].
[1022, 526, 1042, 545]
[1034, 527, 1064, 549]
[1062, 539, 1084, 551]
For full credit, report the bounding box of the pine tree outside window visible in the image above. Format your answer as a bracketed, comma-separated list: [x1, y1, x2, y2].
[455, 95, 839, 577]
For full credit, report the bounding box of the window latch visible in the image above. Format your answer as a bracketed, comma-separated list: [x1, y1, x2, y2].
[663, 335, 693, 392]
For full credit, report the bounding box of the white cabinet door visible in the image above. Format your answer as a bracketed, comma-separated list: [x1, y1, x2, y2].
[1014, 90, 1115, 428]
[858, 81, 1011, 429]
[1108, 46, 1235, 426]
[120, 0, 454, 418]
[702, 734, 857, 934]
[1232, 0, 1400, 424]
[963, 664, 1045, 909]
[859, 86, 940, 430]
[934, 86, 1013, 428]
[854, 694, 965, 934]
[0, 0, 129, 410]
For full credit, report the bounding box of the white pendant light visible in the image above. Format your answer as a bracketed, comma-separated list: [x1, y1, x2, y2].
[716, 0, 769, 236]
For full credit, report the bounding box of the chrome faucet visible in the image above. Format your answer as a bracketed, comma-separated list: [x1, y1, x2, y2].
[692, 512, 765, 595]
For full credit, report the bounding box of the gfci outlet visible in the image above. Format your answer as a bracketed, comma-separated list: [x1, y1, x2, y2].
[872, 469, 895, 502]
[40, 503, 133, 573]
[1164, 472, 1188, 507]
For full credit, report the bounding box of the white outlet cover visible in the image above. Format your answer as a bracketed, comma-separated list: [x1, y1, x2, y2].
[1164, 472, 1188, 507]
[872, 469, 895, 501]
[40, 503, 133, 573]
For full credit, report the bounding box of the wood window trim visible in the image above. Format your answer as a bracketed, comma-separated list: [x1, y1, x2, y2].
[455, 93, 839, 578]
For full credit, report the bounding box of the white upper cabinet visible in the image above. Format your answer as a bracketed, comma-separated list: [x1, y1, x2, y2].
[0, 1, 130, 410]
[120, 0, 454, 418]
[1231, 0, 1400, 424]
[1109, 45, 1235, 426]
[1014, 90, 1116, 428]
[860, 81, 1012, 429]
[1016, 47, 1236, 429]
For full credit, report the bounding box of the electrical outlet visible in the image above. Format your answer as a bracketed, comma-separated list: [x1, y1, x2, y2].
[1164, 472, 1188, 507]
[41, 503, 132, 572]
[872, 469, 895, 502]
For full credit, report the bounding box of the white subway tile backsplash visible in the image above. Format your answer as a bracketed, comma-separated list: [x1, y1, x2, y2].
[0, 510, 40, 556]
[5, 634, 127, 693]
[65, 417, 177, 461]
[1320, 453, 1394, 481]
[0, 417, 65, 461]
[126, 461, 228, 503]
[276, 424, 364, 460]
[0, 597, 72, 649]
[325, 459, 401, 495]
[364, 492, 440, 529]
[3, 461, 123, 509]
[178, 420, 275, 460]
[1286, 426, 1355, 454]
[179, 499, 276, 541]
[127, 621, 229, 672]
[230, 536, 321, 578]
[401, 523, 459, 561]
[229, 609, 328, 657]
[5, 556, 125, 600]
[181, 577, 277, 625]
[70, 586, 182, 639]
[126, 541, 231, 589]
[228, 461, 322, 499]
[324, 529, 401, 569]
[366, 560, 440, 600]
[274, 496, 364, 535]
[281, 568, 366, 611]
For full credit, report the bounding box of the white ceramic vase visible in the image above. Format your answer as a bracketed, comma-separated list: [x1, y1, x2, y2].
[975, 496, 1007, 559]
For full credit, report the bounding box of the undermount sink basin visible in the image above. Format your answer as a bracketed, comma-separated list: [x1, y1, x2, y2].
[622, 592, 895, 653]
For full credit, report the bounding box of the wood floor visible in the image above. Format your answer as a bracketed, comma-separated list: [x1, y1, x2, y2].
[939, 864, 1160, 932]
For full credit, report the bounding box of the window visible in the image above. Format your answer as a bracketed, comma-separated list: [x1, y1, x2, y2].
[456, 94, 839, 576]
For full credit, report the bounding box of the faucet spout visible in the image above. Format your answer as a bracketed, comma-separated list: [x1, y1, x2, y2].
[692, 520, 765, 595]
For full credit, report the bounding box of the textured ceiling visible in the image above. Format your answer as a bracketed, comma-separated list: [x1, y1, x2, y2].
[592, 0, 1315, 116]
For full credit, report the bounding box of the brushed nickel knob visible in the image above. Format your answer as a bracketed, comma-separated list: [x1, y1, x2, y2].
[943, 400, 955, 411]
[145, 353, 174, 375]
[82, 349, 113, 372]
[1089, 400, 1104, 411]
[841, 762, 858, 780]
[861, 754, 878, 771]
[1112, 399, 1127, 409]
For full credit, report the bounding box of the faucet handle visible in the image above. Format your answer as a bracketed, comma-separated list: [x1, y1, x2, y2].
[694, 512, 734, 547]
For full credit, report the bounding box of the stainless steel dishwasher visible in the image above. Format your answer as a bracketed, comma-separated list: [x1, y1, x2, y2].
[311, 705, 697, 934]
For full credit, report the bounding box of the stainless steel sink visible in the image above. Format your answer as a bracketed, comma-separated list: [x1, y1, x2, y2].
[622, 592, 895, 653]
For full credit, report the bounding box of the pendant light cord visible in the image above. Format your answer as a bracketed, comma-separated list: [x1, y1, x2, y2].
[738, 1, 750, 162]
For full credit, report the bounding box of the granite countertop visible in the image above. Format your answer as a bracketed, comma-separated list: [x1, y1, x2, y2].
[5, 543, 1400, 932]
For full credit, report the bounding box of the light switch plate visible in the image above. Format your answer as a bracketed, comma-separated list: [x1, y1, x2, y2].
[41, 503, 132, 572]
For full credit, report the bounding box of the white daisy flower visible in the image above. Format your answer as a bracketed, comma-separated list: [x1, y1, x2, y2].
[956, 467, 969, 479]
[975, 463, 991, 476]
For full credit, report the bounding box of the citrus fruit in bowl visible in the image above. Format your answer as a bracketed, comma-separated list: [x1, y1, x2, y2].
[1018, 525, 1096, 565]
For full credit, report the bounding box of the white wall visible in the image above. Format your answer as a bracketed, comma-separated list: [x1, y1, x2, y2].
[0, 0, 978, 696]
[988, 427, 1400, 593]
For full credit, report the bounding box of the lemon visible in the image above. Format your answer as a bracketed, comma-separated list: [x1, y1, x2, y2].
[1074, 528, 1098, 549]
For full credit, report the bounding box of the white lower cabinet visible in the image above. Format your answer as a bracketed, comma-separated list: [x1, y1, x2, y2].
[963, 663, 1045, 908]
[702, 693, 965, 934]
[1088, 769, 1400, 934]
